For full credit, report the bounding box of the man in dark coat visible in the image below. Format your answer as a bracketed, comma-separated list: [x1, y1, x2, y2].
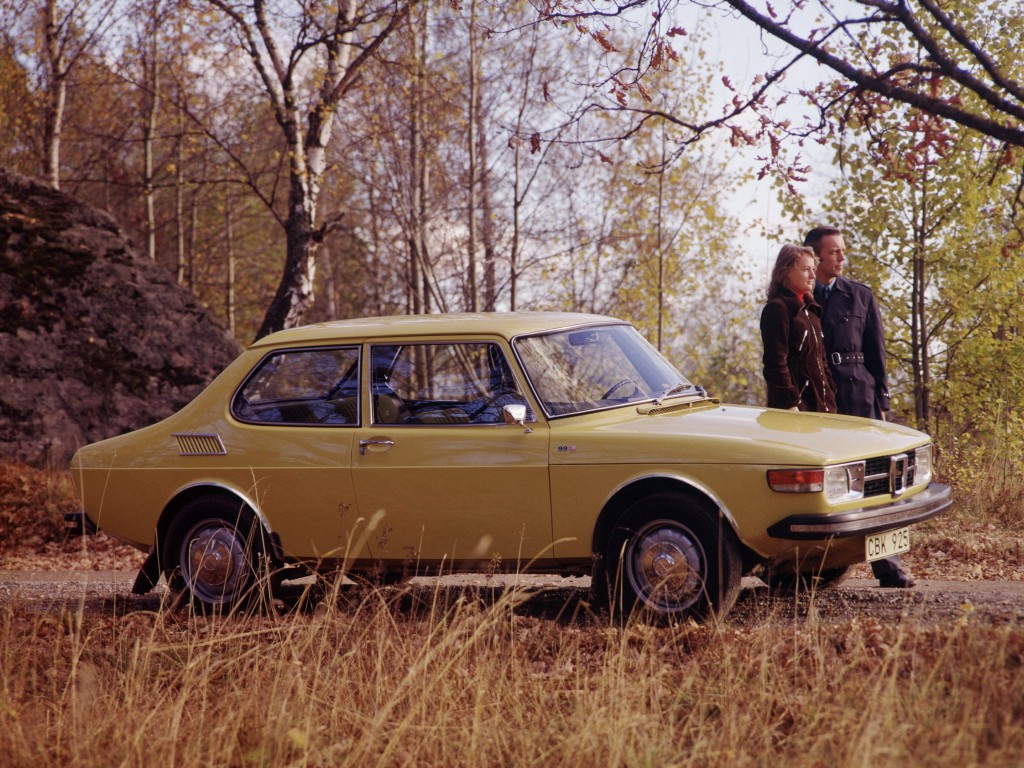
[805, 226, 916, 588]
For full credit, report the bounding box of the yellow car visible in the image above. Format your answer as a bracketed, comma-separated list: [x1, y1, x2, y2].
[68, 312, 951, 619]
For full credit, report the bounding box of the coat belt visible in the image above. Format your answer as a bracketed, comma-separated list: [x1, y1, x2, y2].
[830, 352, 865, 365]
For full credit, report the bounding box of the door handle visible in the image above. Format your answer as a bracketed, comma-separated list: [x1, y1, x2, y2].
[359, 438, 395, 455]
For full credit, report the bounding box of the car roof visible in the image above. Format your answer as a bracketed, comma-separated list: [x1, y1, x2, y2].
[250, 311, 627, 349]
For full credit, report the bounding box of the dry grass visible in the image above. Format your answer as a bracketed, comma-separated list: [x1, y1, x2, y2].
[3, 461, 1024, 766]
[2, 583, 1023, 767]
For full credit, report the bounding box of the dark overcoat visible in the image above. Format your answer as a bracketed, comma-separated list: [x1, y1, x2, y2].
[814, 277, 891, 419]
[760, 289, 837, 412]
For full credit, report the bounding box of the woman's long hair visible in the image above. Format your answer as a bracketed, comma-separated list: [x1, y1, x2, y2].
[767, 244, 817, 300]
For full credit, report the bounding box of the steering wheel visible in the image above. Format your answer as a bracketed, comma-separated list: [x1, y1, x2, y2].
[601, 378, 639, 400]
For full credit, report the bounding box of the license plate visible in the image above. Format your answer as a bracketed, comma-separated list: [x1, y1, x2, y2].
[865, 527, 911, 562]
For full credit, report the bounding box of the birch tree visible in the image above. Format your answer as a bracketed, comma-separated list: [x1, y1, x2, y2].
[2, 0, 118, 189]
[204, 0, 411, 339]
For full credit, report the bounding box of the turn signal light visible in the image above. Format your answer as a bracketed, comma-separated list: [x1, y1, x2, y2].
[767, 469, 825, 493]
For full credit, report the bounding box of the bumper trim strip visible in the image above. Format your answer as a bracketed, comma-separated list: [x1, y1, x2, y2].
[767, 483, 952, 540]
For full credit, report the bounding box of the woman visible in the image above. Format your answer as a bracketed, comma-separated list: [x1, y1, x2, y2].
[760, 244, 836, 412]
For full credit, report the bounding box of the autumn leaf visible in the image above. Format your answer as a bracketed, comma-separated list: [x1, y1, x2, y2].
[610, 82, 628, 107]
[530, 133, 541, 154]
[592, 29, 619, 53]
[728, 124, 755, 147]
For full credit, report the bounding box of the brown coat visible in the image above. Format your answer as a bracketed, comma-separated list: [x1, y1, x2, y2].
[760, 289, 837, 412]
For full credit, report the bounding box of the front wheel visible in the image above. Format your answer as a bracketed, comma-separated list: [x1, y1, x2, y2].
[602, 493, 742, 621]
[165, 496, 272, 613]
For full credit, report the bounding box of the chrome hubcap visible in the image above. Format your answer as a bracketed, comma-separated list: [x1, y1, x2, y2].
[627, 520, 704, 612]
[185, 525, 247, 603]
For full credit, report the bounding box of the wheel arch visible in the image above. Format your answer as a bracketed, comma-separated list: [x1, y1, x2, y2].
[154, 483, 282, 568]
[590, 475, 756, 570]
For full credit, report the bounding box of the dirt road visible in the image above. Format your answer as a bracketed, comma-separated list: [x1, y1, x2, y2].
[2, 571, 1022, 625]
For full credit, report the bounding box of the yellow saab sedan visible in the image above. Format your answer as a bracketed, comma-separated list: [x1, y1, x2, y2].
[68, 312, 951, 619]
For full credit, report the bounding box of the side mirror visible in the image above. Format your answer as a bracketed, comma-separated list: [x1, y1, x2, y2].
[502, 404, 533, 433]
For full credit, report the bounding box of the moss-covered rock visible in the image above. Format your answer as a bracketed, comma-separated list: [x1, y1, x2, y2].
[0, 169, 242, 467]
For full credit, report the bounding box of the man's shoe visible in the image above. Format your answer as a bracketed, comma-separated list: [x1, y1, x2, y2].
[878, 569, 916, 588]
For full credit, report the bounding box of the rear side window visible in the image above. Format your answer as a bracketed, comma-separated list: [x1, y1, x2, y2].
[232, 347, 360, 426]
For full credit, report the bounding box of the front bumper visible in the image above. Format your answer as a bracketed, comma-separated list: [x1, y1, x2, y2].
[767, 482, 952, 540]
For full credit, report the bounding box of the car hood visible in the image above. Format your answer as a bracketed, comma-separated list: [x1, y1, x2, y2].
[551, 401, 931, 466]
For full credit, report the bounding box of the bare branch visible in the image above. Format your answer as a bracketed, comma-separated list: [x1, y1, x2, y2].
[719, 0, 1024, 147]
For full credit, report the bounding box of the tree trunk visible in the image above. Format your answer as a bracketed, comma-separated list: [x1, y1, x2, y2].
[43, 0, 66, 190]
[408, 3, 426, 315]
[321, 241, 337, 320]
[175, 129, 186, 284]
[511, 144, 520, 311]
[255, 177, 318, 339]
[465, 0, 479, 312]
[478, 95, 496, 311]
[187, 188, 197, 291]
[143, 34, 159, 261]
[225, 194, 236, 337]
[912, 174, 931, 431]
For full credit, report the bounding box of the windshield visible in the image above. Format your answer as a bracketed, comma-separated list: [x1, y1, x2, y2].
[514, 324, 695, 416]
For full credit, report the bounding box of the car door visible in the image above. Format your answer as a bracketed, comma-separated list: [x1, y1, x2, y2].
[351, 340, 552, 568]
[230, 344, 367, 561]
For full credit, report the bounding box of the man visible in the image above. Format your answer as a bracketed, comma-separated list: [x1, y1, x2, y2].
[804, 226, 916, 588]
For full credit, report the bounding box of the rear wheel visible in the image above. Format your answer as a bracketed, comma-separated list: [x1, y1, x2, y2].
[602, 492, 742, 621]
[165, 496, 272, 613]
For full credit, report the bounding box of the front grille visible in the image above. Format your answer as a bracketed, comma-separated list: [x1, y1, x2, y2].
[864, 449, 917, 497]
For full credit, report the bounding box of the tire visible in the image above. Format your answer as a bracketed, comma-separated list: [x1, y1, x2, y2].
[767, 565, 850, 595]
[165, 496, 272, 613]
[602, 492, 742, 622]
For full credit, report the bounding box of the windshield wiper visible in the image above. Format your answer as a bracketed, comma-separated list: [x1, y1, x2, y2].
[655, 383, 710, 406]
[655, 383, 694, 405]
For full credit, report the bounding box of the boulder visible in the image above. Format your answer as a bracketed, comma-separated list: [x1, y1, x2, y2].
[0, 168, 241, 468]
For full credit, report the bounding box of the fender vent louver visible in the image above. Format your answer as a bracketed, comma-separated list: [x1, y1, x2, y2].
[174, 433, 227, 456]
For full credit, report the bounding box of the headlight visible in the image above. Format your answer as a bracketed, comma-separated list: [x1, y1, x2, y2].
[824, 462, 865, 501]
[914, 444, 933, 486]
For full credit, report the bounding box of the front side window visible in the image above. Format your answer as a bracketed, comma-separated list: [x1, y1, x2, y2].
[515, 324, 693, 416]
[369, 342, 534, 425]
[232, 346, 360, 425]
